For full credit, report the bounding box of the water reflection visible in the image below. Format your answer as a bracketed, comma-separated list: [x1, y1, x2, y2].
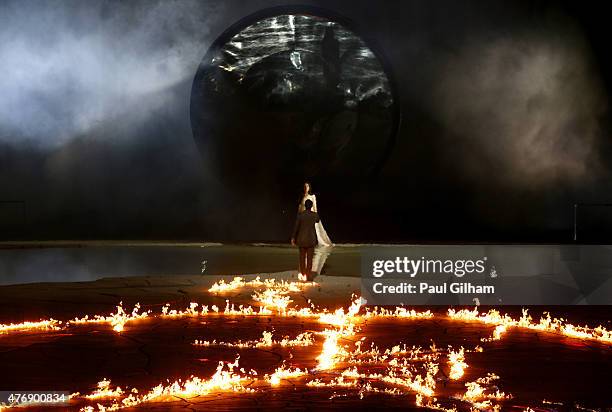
[0, 244, 355, 286]
[312, 245, 334, 278]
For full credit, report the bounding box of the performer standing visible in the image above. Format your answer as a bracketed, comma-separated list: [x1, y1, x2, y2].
[298, 182, 333, 247]
[291, 199, 319, 281]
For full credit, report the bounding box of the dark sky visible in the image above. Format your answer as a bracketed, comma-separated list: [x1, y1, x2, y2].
[1, 0, 611, 243]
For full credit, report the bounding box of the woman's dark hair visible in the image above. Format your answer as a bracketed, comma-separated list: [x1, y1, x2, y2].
[304, 182, 313, 195]
[299, 182, 313, 206]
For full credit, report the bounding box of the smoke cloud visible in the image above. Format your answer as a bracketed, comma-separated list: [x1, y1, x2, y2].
[0, 0, 223, 146]
[0, 0, 610, 241]
[430, 28, 608, 187]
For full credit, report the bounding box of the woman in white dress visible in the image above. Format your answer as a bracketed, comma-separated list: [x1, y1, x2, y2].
[299, 182, 333, 247]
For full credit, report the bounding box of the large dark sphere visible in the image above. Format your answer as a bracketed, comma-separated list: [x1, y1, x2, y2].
[190, 7, 399, 193]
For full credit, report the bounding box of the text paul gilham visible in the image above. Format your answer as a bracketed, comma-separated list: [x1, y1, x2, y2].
[372, 282, 495, 295]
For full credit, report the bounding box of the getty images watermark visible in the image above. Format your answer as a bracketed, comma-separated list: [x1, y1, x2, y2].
[371, 256, 494, 295]
[360, 245, 611, 305]
[361, 247, 500, 305]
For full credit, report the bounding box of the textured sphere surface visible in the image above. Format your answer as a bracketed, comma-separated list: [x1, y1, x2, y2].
[191, 12, 396, 187]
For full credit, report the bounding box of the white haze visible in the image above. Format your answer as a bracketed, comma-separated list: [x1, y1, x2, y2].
[0, 0, 222, 146]
[431, 30, 608, 186]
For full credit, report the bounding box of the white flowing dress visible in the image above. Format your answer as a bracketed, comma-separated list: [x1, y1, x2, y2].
[299, 194, 333, 247]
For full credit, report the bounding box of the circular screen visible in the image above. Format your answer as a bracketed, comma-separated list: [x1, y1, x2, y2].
[191, 8, 398, 188]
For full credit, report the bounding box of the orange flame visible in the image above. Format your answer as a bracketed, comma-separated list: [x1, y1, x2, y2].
[448, 347, 468, 380]
[69, 302, 150, 333]
[448, 307, 612, 345]
[0, 319, 61, 333]
[1, 275, 610, 411]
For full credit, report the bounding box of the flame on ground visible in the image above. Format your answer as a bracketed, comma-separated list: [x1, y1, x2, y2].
[84, 379, 126, 400]
[448, 347, 468, 380]
[69, 302, 150, 333]
[265, 363, 307, 385]
[1, 276, 610, 411]
[316, 329, 349, 370]
[78, 357, 254, 411]
[448, 307, 612, 345]
[460, 373, 512, 411]
[0, 319, 61, 333]
[194, 330, 314, 348]
[208, 276, 315, 294]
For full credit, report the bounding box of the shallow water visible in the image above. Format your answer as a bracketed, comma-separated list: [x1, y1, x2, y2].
[0, 243, 361, 285]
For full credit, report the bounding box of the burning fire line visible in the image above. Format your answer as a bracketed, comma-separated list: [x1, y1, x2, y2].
[68, 302, 150, 333]
[208, 276, 316, 294]
[363, 306, 434, 319]
[84, 379, 128, 400]
[349, 340, 441, 364]
[68, 291, 452, 410]
[193, 330, 314, 348]
[2, 277, 609, 347]
[0, 319, 62, 333]
[308, 364, 437, 397]
[3, 301, 609, 347]
[76, 357, 256, 411]
[447, 308, 612, 345]
[0, 276, 610, 411]
[416, 394, 458, 412]
[265, 362, 307, 385]
[458, 373, 512, 411]
[311, 368, 405, 400]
